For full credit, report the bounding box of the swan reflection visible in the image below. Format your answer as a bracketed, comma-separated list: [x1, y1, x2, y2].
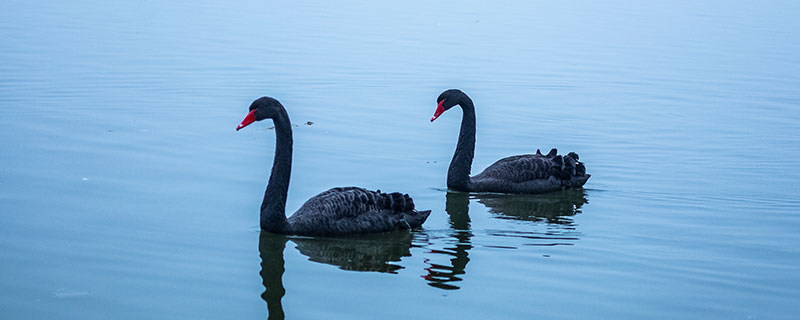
[476, 189, 588, 225]
[423, 189, 588, 290]
[258, 231, 416, 319]
[259, 190, 590, 317]
[292, 231, 414, 273]
[259, 233, 288, 320]
[423, 192, 473, 290]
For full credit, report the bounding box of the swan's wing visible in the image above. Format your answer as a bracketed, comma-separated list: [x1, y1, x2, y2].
[473, 149, 586, 183]
[287, 187, 428, 234]
[473, 155, 554, 182]
[293, 187, 415, 218]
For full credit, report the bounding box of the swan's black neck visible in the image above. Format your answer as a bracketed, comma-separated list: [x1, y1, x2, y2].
[261, 109, 292, 233]
[448, 97, 475, 191]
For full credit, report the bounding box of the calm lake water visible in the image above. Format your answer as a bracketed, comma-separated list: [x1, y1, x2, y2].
[2, 0, 799, 319]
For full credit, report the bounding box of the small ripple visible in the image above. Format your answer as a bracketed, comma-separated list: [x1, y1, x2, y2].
[487, 229, 580, 241]
[484, 245, 518, 249]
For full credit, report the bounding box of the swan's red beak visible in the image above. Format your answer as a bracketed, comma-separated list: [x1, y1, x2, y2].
[430, 100, 445, 122]
[237, 110, 257, 131]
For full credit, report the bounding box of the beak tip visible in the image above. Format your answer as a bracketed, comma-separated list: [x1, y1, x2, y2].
[237, 109, 257, 132]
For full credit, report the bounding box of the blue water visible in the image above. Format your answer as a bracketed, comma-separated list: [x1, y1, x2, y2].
[2, 0, 799, 319]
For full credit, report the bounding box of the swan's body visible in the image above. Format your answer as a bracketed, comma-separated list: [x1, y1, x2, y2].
[285, 187, 427, 235]
[431, 89, 590, 194]
[238, 97, 430, 236]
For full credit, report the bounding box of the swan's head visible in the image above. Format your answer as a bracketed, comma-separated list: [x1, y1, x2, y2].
[237, 96, 286, 131]
[431, 89, 468, 122]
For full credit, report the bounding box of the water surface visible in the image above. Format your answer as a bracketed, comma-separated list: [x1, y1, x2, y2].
[2, 0, 800, 319]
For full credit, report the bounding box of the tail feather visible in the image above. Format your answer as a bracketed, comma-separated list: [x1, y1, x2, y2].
[404, 210, 431, 228]
[576, 162, 586, 176]
[376, 191, 429, 229]
[376, 191, 416, 213]
[567, 152, 579, 161]
[539, 149, 589, 183]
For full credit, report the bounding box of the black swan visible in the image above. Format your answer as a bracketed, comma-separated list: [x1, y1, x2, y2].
[430, 89, 590, 194]
[237, 96, 431, 235]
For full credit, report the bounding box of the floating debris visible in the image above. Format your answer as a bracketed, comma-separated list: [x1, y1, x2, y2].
[53, 288, 90, 298]
[264, 123, 310, 130]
